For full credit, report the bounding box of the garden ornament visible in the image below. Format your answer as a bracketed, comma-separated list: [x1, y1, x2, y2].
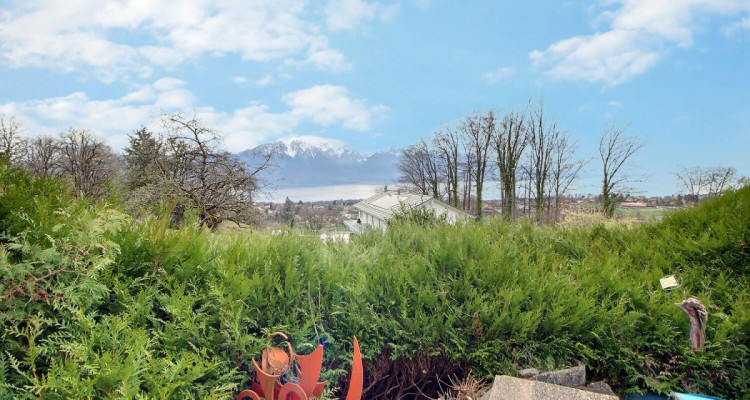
[238, 332, 363, 400]
[675, 297, 708, 351]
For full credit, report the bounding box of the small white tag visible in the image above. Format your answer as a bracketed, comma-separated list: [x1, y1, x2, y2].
[660, 275, 679, 290]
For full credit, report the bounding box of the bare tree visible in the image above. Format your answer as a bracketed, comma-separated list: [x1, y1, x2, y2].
[549, 132, 587, 221]
[25, 136, 60, 177]
[493, 111, 528, 221]
[674, 166, 705, 198]
[461, 110, 496, 220]
[434, 126, 462, 207]
[244, 143, 278, 197]
[527, 101, 561, 221]
[57, 128, 119, 199]
[397, 138, 441, 197]
[0, 114, 26, 166]
[675, 166, 737, 200]
[705, 166, 736, 196]
[461, 150, 475, 212]
[598, 123, 645, 218]
[150, 113, 275, 228]
[519, 161, 533, 218]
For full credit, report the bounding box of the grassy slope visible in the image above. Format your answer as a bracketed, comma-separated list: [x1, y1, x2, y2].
[1, 165, 748, 399]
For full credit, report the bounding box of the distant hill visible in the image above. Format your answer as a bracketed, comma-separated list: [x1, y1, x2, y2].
[236, 137, 401, 188]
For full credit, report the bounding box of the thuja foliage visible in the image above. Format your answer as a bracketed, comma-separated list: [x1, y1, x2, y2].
[387, 203, 449, 228]
[1, 163, 748, 399]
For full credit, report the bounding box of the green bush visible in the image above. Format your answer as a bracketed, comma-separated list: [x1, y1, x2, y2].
[1, 165, 748, 399]
[387, 203, 449, 228]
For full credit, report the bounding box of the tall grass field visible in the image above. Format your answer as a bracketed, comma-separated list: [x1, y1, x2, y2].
[1, 165, 748, 399]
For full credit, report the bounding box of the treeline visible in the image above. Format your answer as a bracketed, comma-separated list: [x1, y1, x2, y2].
[398, 101, 638, 221]
[0, 113, 275, 228]
[398, 101, 746, 221]
[674, 165, 744, 201]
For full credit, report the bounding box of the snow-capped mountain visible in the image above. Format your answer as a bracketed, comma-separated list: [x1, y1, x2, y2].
[236, 137, 401, 188]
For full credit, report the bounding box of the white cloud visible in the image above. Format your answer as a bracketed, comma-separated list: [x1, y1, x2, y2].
[482, 67, 517, 84]
[606, 101, 623, 108]
[326, 0, 378, 31]
[379, 4, 402, 23]
[324, 0, 400, 32]
[305, 48, 353, 72]
[196, 104, 299, 151]
[530, 0, 750, 86]
[152, 78, 187, 91]
[724, 15, 750, 34]
[284, 85, 387, 131]
[256, 74, 273, 86]
[0, 0, 363, 81]
[0, 80, 386, 151]
[530, 29, 662, 87]
[0, 79, 192, 150]
[232, 76, 248, 84]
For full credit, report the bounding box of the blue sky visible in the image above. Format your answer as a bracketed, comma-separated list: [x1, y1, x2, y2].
[1, 0, 749, 195]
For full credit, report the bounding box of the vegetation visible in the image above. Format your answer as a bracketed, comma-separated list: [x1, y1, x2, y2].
[130, 114, 275, 228]
[674, 166, 740, 199]
[598, 123, 645, 218]
[1, 164, 748, 399]
[387, 203, 449, 228]
[0, 113, 277, 230]
[398, 102, 627, 221]
[396, 104, 746, 223]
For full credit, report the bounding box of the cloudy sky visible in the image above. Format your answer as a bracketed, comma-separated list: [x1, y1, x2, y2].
[1, 0, 749, 194]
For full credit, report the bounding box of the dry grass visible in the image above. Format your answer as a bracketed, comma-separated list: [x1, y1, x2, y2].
[559, 210, 641, 229]
[437, 373, 488, 400]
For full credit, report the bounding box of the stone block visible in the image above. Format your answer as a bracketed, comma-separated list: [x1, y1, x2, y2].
[536, 363, 586, 387]
[481, 375, 618, 400]
[582, 381, 617, 396]
[517, 368, 539, 378]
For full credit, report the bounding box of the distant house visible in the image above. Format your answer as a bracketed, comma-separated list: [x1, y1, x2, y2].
[344, 190, 473, 233]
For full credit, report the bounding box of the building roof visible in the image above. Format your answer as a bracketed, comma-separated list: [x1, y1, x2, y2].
[354, 191, 431, 220]
[354, 190, 472, 220]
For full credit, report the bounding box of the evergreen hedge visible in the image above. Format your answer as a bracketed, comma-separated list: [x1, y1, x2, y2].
[1, 164, 748, 399]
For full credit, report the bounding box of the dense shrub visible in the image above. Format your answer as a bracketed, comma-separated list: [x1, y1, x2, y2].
[387, 203, 449, 228]
[1, 164, 748, 399]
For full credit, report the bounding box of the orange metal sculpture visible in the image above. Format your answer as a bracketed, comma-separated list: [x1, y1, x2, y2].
[238, 332, 363, 400]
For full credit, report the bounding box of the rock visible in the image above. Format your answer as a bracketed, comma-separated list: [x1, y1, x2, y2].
[536, 363, 586, 387]
[481, 376, 618, 400]
[582, 381, 617, 396]
[517, 368, 539, 378]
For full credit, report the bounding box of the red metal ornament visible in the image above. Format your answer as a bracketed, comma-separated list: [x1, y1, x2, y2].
[238, 333, 363, 400]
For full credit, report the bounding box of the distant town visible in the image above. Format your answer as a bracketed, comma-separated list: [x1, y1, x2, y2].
[255, 191, 699, 233]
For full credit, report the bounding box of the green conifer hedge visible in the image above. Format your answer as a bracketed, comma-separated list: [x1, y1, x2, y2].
[1, 164, 747, 399]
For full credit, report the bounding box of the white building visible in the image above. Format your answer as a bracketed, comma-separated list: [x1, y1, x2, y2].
[344, 190, 473, 233]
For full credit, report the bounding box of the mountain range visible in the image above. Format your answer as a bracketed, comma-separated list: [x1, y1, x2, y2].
[236, 137, 401, 189]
